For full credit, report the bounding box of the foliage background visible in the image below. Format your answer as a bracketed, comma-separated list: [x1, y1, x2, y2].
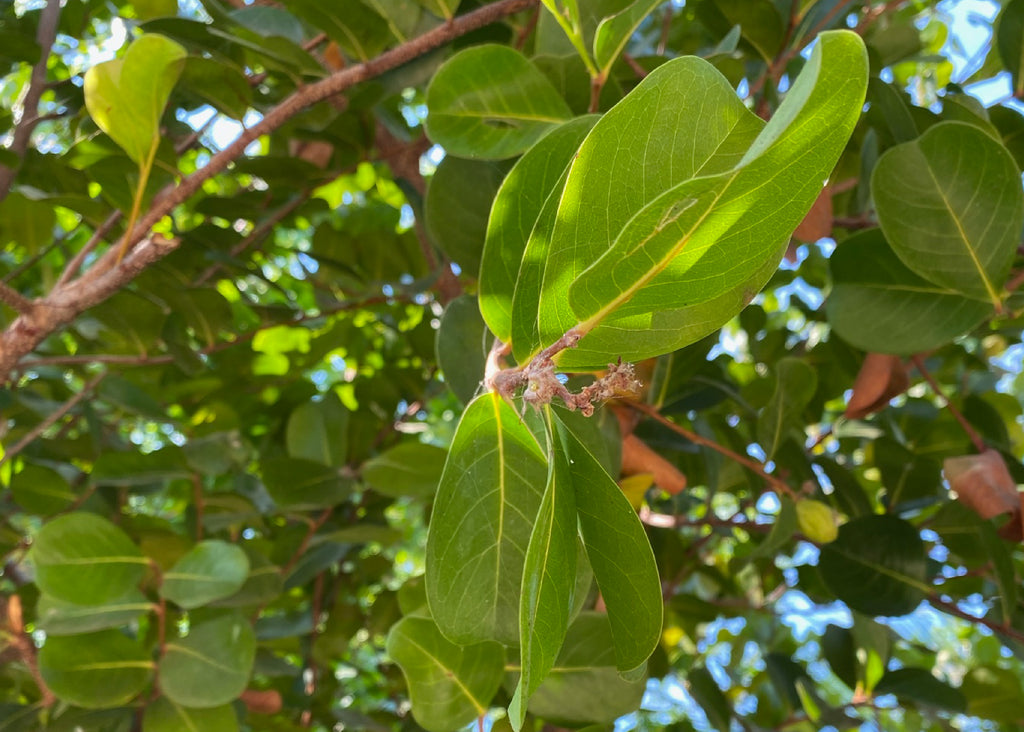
[3, 0, 1024, 731]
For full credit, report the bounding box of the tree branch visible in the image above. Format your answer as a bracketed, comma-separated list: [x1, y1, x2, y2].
[0, 0, 540, 382]
[0, 282, 34, 315]
[911, 354, 986, 453]
[0, 0, 62, 204]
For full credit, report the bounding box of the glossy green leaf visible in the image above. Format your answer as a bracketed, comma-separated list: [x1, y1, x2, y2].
[560, 32, 867, 362]
[10, 463, 76, 515]
[874, 668, 966, 713]
[143, 698, 239, 732]
[286, 393, 349, 468]
[519, 612, 646, 725]
[962, 665, 1024, 722]
[425, 156, 507, 276]
[757, 358, 817, 459]
[160, 540, 250, 609]
[84, 34, 187, 165]
[362, 442, 447, 498]
[487, 115, 597, 347]
[425, 392, 547, 645]
[30, 513, 149, 605]
[261, 457, 353, 510]
[818, 515, 929, 616]
[593, 0, 662, 75]
[36, 590, 152, 635]
[556, 414, 661, 673]
[39, 630, 153, 709]
[158, 613, 256, 707]
[386, 616, 504, 732]
[436, 294, 490, 405]
[872, 121, 1024, 305]
[510, 420, 577, 730]
[425, 45, 573, 160]
[826, 229, 991, 354]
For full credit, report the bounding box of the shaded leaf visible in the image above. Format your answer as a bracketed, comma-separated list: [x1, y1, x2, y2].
[143, 698, 239, 732]
[161, 540, 250, 609]
[40, 630, 153, 709]
[756, 358, 817, 459]
[436, 295, 490, 405]
[159, 613, 256, 707]
[261, 458, 353, 510]
[36, 591, 152, 636]
[362, 442, 447, 499]
[286, 393, 350, 468]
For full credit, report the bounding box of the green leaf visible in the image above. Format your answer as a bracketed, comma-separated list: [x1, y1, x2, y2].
[519, 612, 646, 726]
[158, 613, 256, 708]
[386, 616, 504, 732]
[425, 392, 547, 645]
[874, 668, 966, 713]
[510, 419, 577, 730]
[826, 229, 992, 354]
[0, 192, 56, 254]
[425, 45, 573, 160]
[481, 116, 598, 342]
[10, 463, 76, 515]
[160, 540, 250, 609]
[84, 34, 187, 165]
[556, 414, 662, 674]
[179, 57, 252, 121]
[425, 156, 507, 276]
[36, 590, 152, 636]
[288, 0, 392, 61]
[818, 514, 929, 616]
[92, 448, 191, 487]
[740, 495, 797, 564]
[362, 442, 447, 498]
[30, 513, 149, 605]
[134, 0, 179, 20]
[593, 0, 662, 76]
[559, 32, 867, 363]
[414, 0, 460, 20]
[436, 294, 490, 405]
[997, 0, 1024, 96]
[143, 698, 239, 732]
[757, 358, 817, 459]
[39, 630, 153, 709]
[962, 665, 1024, 722]
[261, 457, 353, 510]
[688, 667, 732, 732]
[209, 548, 284, 608]
[872, 121, 1024, 305]
[286, 393, 350, 468]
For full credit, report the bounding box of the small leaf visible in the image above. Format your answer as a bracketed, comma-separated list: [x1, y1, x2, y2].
[872, 121, 1024, 305]
[36, 590, 152, 636]
[425, 393, 547, 645]
[425, 45, 573, 160]
[160, 540, 250, 609]
[84, 34, 187, 164]
[740, 496, 797, 564]
[845, 353, 909, 419]
[40, 630, 153, 709]
[818, 514, 928, 616]
[510, 423, 577, 730]
[593, 0, 662, 75]
[143, 698, 239, 732]
[159, 613, 256, 708]
[30, 513, 148, 605]
[261, 457, 353, 510]
[756, 358, 817, 459]
[556, 414, 662, 674]
[688, 667, 731, 732]
[944, 449, 1019, 521]
[362, 442, 447, 499]
[386, 616, 504, 732]
[286, 393, 350, 468]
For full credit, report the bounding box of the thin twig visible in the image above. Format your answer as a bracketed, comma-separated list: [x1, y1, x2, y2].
[280, 508, 334, 578]
[627, 400, 797, 498]
[0, 0, 62, 204]
[0, 371, 107, 468]
[0, 282, 34, 314]
[911, 354, 986, 453]
[929, 594, 1024, 645]
[4, 595, 56, 706]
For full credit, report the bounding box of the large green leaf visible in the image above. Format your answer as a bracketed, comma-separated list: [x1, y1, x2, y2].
[518, 32, 866, 367]
[509, 418, 577, 730]
[158, 613, 256, 707]
[84, 34, 187, 165]
[425, 45, 573, 160]
[479, 116, 596, 341]
[757, 358, 817, 460]
[285, 393, 349, 468]
[36, 591, 153, 636]
[556, 414, 661, 673]
[962, 665, 1024, 722]
[386, 616, 504, 732]
[10, 463, 76, 515]
[425, 392, 547, 645]
[160, 540, 250, 609]
[827, 229, 992, 354]
[818, 515, 929, 616]
[519, 612, 646, 725]
[39, 630, 153, 709]
[143, 699, 238, 732]
[30, 513, 149, 606]
[362, 442, 447, 498]
[872, 121, 1024, 305]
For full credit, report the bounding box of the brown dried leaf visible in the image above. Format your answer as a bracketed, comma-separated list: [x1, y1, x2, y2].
[944, 450, 1020, 539]
[844, 353, 909, 419]
[793, 188, 833, 243]
[241, 688, 283, 715]
[621, 433, 686, 495]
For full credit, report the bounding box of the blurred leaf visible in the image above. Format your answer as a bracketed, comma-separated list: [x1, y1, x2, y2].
[40, 630, 153, 708]
[286, 393, 350, 468]
[142, 698, 239, 732]
[36, 590, 152, 635]
[160, 540, 250, 609]
[362, 442, 447, 498]
[158, 613, 256, 707]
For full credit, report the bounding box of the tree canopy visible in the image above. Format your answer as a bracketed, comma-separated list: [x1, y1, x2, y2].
[3, 0, 1024, 731]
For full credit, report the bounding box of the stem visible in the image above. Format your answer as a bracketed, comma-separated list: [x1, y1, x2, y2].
[0, 282, 34, 315]
[911, 354, 986, 453]
[117, 140, 159, 263]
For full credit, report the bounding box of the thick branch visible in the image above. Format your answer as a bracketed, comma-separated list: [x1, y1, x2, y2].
[0, 0, 539, 381]
[0, 0, 61, 204]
